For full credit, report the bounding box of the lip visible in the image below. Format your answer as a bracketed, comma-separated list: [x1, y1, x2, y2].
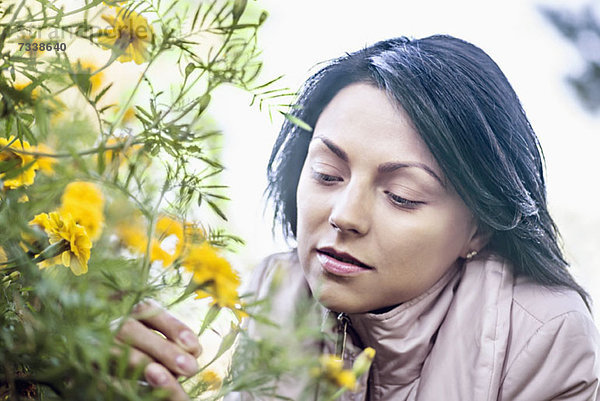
[316, 247, 374, 276]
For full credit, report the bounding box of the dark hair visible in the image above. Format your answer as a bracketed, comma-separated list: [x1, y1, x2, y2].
[266, 34, 590, 306]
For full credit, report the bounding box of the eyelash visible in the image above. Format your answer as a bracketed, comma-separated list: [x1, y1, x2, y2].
[312, 171, 342, 183]
[384, 191, 423, 208]
[312, 171, 423, 209]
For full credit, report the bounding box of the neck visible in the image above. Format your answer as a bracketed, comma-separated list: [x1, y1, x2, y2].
[346, 265, 463, 386]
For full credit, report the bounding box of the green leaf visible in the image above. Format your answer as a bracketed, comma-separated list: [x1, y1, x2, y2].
[16, 117, 35, 143]
[191, 2, 203, 30]
[185, 62, 196, 77]
[258, 11, 268, 25]
[19, 113, 34, 125]
[251, 74, 283, 91]
[34, 102, 49, 138]
[55, 6, 64, 28]
[196, 93, 211, 117]
[199, 156, 223, 169]
[205, 192, 230, 201]
[135, 105, 153, 120]
[200, 324, 240, 370]
[0, 159, 20, 173]
[97, 141, 106, 174]
[200, 0, 217, 28]
[198, 304, 221, 337]
[281, 112, 313, 132]
[206, 198, 227, 221]
[94, 82, 114, 104]
[34, 0, 60, 12]
[232, 0, 247, 23]
[98, 105, 114, 114]
[4, 115, 14, 137]
[70, 69, 91, 96]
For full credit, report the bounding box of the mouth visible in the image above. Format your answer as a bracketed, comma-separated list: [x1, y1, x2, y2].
[316, 247, 374, 270]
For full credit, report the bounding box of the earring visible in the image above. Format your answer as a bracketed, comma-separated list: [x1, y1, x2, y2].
[465, 250, 478, 260]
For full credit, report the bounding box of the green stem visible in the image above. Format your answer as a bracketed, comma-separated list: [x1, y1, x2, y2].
[140, 180, 169, 282]
[25, 0, 106, 24]
[31, 240, 69, 263]
[10, 141, 144, 158]
[323, 387, 347, 401]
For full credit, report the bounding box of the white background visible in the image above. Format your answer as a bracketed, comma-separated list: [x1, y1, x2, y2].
[209, 0, 600, 315]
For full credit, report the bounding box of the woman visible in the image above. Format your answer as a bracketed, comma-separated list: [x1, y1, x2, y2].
[118, 35, 600, 400]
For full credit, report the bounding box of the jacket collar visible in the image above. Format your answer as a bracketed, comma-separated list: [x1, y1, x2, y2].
[317, 253, 515, 401]
[345, 264, 463, 387]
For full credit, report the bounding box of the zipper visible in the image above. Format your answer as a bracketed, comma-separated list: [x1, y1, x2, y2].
[335, 312, 350, 360]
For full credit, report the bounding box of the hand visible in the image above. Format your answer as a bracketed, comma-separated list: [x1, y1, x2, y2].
[114, 299, 202, 401]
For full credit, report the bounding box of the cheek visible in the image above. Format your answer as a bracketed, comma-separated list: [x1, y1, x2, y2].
[376, 203, 473, 268]
[295, 166, 322, 241]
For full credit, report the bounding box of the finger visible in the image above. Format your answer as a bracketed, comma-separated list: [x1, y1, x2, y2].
[132, 299, 202, 358]
[110, 339, 154, 373]
[117, 318, 199, 377]
[144, 362, 190, 401]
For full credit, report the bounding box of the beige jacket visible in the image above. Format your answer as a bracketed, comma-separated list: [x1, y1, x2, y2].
[229, 250, 600, 401]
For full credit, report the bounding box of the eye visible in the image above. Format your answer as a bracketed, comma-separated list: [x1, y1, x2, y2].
[312, 170, 342, 184]
[384, 190, 423, 209]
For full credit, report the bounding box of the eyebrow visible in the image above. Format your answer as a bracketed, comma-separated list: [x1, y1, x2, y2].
[314, 136, 446, 188]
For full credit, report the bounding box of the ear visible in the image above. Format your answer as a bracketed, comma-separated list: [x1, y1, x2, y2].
[461, 222, 492, 258]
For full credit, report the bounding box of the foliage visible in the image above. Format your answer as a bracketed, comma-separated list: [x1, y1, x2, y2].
[0, 0, 373, 399]
[540, 3, 600, 113]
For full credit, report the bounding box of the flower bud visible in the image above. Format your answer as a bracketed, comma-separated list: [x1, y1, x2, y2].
[352, 347, 375, 376]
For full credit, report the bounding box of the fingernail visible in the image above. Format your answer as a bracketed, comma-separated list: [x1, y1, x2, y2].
[146, 364, 168, 386]
[178, 330, 198, 349]
[176, 354, 198, 375]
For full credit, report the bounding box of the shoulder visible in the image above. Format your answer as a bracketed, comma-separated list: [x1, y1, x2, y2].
[512, 274, 590, 324]
[497, 260, 600, 400]
[507, 271, 598, 360]
[245, 249, 302, 300]
[469, 252, 594, 331]
[244, 249, 314, 328]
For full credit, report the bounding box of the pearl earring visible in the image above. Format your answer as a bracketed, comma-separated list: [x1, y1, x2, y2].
[465, 250, 478, 260]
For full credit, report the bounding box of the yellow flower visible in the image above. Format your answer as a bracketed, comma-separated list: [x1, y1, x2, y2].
[117, 219, 180, 267]
[184, 222, 205, 243]
[200, 370, 222, 391]
[73, 60, 105, 93]
[117, 224, 147, 253]
[352, 347, 375, 377]
[29, 212, 92, 275]
[320, 354, 343, 373]
[13, 81, 40, 100]
[150, 238, 176, 266]
[18, 36, 43, 58]
[98, 7, 154, 64]
[335, 370, 357, 391]
[314, 354, 358, 391]
[156, 215, 184, 257]
[61, 182, 105, 209]
[59, 182, 105, 241]
[32, 143, 57, 175]
[0, 136, 39, 189]
[101, 137, 143, 167]
[0, 246, 7, 264]
[183, 243, 242, 310]
[122, 107, 136, 124]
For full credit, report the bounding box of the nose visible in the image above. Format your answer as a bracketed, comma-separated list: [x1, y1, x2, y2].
[328, 182, 371, 235]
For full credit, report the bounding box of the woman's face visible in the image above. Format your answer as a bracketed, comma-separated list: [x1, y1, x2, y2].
[296, 83, 484, 314]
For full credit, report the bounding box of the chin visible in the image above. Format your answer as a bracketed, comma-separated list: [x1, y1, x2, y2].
[315, 292, 371, 314]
